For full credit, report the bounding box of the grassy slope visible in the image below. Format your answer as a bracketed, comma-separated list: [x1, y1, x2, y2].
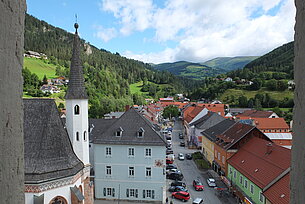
[220, 88, 293, 102]
[202, 56, 258, 71]
[130, 81, 149, 96]
[24, 57, 58, 79]
[130, 81, 173, 98]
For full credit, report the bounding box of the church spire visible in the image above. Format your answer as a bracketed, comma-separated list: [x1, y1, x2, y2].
[65, 23, 88, 99]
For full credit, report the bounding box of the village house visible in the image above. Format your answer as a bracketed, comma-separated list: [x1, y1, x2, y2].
[213, 122, 270, 177]
[238, 117, 292, 148]
[201, 119, 236, 167]
[40, 84, 60, 94]
[236, 110, 279, 119]
[92, 108, 167, 203]
[227, 137, 290, 204]
[189, 111, 226, 149]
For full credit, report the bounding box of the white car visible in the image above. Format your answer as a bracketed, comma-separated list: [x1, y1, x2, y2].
[178, 153, 185, 160]
[207, 178, 216, 187]
[193, 198, 203, 204]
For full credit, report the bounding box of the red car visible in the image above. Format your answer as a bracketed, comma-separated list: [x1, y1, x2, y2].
[172, 191, 190, 202]
[193, 179, 204, 191]
[166, 158, 173, 164]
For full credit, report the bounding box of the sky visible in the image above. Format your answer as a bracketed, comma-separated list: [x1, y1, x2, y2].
[27, 0, 295, 64]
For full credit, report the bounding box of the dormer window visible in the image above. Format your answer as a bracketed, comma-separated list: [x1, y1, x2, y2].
[116, 127, 123, 137]
[74, 105, 80, 115]
[138, 127, 145, 138]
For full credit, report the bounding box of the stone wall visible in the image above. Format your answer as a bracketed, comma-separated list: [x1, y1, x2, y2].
[0, 0, 26, 203]
[291, 0, 305, 203]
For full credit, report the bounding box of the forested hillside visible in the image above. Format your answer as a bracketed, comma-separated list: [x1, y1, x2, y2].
[190, 42, 294, 122]
[228, 42, 294, 80]
[24, 14, 199, 117]
[152, 61, 225, 80]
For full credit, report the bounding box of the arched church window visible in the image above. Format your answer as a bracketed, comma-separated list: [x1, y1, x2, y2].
[76, 132, 79, 141]
[49, 196, 68, 204]
[74, 105, 80, 115]
[84, 131, 87, 141]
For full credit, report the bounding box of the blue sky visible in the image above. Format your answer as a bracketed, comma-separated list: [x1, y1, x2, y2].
[27, 0, 295, 64]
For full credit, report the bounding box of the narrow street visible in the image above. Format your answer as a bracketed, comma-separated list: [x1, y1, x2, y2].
[166, 120, 237, 204]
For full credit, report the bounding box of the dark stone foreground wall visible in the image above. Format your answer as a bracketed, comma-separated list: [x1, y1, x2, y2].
[292, 0, 305, 203]
[0, 0, 26, 203]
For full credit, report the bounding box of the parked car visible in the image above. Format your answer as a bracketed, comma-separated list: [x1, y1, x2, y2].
[167, 172, 184, 180]
[166, 149, 174, 155]
[172, 191, 190, 202]
[168, 131, 172, 135]
[168, 186, 188, 192]
[166, 154, 175, 160]
[193, 179, 204, 191]
[166, 136, 172, 141]
[180, 141, 185, 147]
[185, 153, 192, 160]
[170, 181, 186, 188]
[193, 198, 204, 204]
[166, 158, 174, 164]
[166, 169, 181, 175]
[207, 178, 216, 187]
[179, 133, 184, 139]
[178, 153, 185, 160]
[166, 164, 177, 170]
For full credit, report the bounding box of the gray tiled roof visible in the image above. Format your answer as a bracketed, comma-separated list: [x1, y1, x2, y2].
[65, 26, 88, 99]
[189, 112, 226, 129]
[201, 119, 235, 142]
[24, 99, 83, 183]
[93, 108, 167, 146]
[89, 118, 118, 142]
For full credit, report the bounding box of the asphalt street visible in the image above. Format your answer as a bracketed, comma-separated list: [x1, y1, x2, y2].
[166, 120, 237, 204]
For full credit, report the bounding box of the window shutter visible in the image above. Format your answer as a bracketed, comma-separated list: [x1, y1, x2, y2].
[136, 189, 138, 198]
[126, 189, 129, 197]
[143, 190, 145, 198]
[103, 188, 106, 196]
[152, 190, 155, 199]
[112, 188, 115, 197]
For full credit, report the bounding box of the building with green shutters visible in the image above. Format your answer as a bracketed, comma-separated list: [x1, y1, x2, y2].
[227, 137, 291, 204]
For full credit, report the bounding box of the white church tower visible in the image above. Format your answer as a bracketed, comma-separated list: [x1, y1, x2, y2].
[65, 23, 89, 166]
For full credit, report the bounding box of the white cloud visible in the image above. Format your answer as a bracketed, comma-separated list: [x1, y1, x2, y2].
[100, 0, 295, 63]
[94, 25, 117, 42]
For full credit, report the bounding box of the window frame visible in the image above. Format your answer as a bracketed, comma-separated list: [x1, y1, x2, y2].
[128, 147, 135, 157]
[250, 184, 254, 194]
[106, 147, 112, 156]
[145, 148, 152, 157]
[106, 165, 112, 176]
[129, 166, 135, 177]
[146, 167, 152, 177]
[74, 105, 80, 115]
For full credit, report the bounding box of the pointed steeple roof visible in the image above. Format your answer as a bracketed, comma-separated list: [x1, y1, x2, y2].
[65, 23, 88, 99]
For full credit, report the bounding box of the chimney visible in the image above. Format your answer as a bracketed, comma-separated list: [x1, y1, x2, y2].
[125, 105, 130, 111]
[266, 143, 273, 154]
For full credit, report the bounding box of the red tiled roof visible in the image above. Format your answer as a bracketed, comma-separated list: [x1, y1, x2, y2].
[185, 106, 205, 123]
[228, 137, 291, 189]
[160, 102, 187, 109]
[263, 173, 290, 204]
[253, 118, 289, 130]
[215, 123, 256, 150]
[236, 110, 275, 118]
[197, 103, 226, 116]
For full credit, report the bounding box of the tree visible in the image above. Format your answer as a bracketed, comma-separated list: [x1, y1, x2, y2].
[266, 79, 277, 91]
[238, 96, 248, 108]
[249, 78, 262, 90]
[42, 74, 48, 85]
[162, 105, 179, 119]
